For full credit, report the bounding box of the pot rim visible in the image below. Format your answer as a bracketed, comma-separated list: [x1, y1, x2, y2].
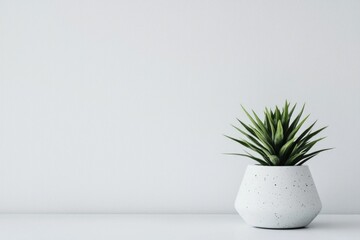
[249, 164, 309, 168]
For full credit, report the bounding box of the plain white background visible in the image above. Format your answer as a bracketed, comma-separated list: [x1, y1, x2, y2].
[0, 0, 359, 214]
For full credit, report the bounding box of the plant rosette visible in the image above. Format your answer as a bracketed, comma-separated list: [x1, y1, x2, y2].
[226, 101, 331, 228]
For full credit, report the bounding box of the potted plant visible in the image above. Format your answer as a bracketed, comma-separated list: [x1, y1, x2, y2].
[225, 101, 332, 229]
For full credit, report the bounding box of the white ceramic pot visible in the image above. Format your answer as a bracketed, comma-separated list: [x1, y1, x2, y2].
[235, 165, 322, 229]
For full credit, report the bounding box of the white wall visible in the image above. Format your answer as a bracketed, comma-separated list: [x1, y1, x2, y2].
[0, 0, 359, 213]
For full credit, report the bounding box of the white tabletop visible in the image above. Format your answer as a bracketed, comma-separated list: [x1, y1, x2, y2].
[0, 214, 358, 240]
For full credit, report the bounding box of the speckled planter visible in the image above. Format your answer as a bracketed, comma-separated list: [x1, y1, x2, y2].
[235, 165, 321, 229]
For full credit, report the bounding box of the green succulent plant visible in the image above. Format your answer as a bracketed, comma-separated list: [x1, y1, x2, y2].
[225, 101, 332, 166]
